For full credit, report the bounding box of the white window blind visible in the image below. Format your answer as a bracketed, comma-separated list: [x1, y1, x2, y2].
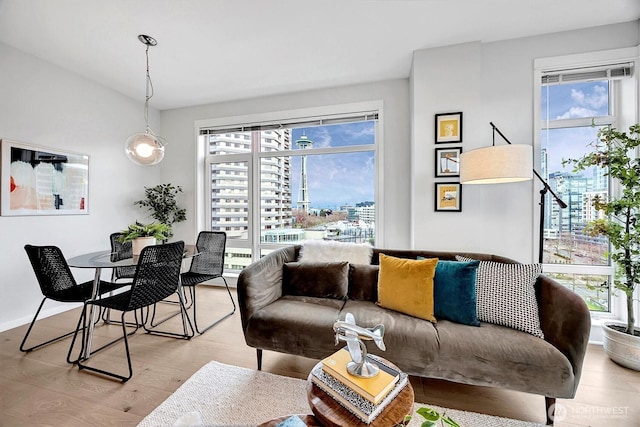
[541, 62, 633, 85]
[199, 111, 378, 135]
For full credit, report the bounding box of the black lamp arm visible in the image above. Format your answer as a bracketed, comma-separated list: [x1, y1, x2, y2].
[490, 122, 567, 208]
[533, 169, 568, 208]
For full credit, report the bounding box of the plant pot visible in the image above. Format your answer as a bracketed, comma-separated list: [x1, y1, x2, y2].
[132, 236, 156, 261]
[602, 321, 640, 371]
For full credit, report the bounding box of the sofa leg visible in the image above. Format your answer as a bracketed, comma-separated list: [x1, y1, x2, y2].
[545, 397, 555, 425]
[256, 349, 263, 371]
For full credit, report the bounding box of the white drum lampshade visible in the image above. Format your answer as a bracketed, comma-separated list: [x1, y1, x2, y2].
[459, 144, 533, 184]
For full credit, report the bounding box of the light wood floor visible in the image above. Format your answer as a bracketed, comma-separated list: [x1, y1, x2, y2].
[1, 286, 639, 426]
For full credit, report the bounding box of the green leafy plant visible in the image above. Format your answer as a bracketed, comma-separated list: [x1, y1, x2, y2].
[396, 407, 459, 427]
[134, 183, 186, 236]
[118, 221, 170, 243]
[563, 124, 640, 336]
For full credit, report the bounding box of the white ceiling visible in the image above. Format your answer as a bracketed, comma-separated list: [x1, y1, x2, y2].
[1, 0, 638, 110]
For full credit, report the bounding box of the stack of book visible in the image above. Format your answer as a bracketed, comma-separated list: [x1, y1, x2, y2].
[310, 348, 408, 424]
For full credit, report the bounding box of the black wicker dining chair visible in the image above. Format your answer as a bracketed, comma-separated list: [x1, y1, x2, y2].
[102, 232, 138, 325]
[179, 231, 236, 334]
[109, 232, 137, 283]
[71, 241, 191, 382]
[21, 245, 127, 355]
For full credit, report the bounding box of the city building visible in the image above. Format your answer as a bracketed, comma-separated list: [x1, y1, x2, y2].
[209, 130, 293, 240]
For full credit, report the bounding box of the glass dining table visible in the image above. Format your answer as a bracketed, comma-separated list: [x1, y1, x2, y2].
[67, 245, 197, 359]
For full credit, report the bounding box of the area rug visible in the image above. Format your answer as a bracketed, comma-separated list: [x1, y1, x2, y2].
[138, 361, 544, 427]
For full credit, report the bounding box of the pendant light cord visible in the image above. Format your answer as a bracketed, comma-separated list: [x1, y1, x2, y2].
[144, 43, 155, 134]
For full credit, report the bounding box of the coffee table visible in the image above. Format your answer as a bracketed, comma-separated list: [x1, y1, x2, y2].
[306, 358, 414, 427]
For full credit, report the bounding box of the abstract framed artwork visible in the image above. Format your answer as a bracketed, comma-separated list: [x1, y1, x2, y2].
[435, 112, 463, 143]
[435, 147, 462, 178]
[435, 182, 461, 212]
[1, 139, 89, 216]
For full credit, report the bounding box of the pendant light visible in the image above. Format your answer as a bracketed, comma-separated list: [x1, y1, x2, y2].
[125, 34, 165, 166]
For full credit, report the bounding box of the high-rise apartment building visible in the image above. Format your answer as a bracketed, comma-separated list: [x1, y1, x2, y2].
[209, 130, 292, 239]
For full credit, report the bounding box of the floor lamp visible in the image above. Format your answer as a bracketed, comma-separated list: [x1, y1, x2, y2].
[459, 122, 567, 263]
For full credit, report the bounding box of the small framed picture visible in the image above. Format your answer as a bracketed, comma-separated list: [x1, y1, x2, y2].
[435, 112, 463, 143]
[435, 147, 461, 178]
[435, 182, 461, 212]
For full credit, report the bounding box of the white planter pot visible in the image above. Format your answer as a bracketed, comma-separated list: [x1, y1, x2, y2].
[132, 237, 156, 259]
[602, 321, 640, 371]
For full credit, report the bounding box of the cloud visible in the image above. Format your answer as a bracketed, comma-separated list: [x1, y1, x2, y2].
[556, 106, 598, 119]
[570, 84, 608, 109]
[312, 128, 332, 148]
[346, 126, 375, 139]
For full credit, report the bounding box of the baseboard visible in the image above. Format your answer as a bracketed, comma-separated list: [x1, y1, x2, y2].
[589, 318, 607, 345]
[0, 303, 81, 333]
[1, 279, 237, 334]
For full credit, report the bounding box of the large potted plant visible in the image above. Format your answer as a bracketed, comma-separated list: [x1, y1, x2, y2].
[565, 124, 640, 370]
[134, 183, 187, 237]
[118, 221, 170, 259]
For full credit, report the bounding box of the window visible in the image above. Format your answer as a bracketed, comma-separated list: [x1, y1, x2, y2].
[199, 106, 379, 272]
[537, 60, 634, 313]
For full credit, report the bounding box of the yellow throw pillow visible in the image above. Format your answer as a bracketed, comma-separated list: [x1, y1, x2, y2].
[377, 254, 438, 322]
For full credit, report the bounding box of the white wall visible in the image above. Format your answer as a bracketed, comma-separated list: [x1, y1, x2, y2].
[411, 21, 640, 263]
[0, 42, 162, 331]
[159, 80, 411, 249]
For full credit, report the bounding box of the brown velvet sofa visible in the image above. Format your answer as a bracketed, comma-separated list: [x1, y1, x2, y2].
[237, 245, 591, 425]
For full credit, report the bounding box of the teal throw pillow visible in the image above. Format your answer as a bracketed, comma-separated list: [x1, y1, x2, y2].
[419, 257, 480, 326]
[434, 260, 480, 326]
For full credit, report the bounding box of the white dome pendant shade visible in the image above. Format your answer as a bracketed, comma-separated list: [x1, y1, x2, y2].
[459, 144, 532, 184]
[125, 34, 166, 166]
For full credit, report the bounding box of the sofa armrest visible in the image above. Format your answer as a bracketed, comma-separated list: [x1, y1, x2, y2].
[537, 275, 591, 396]
[237, 245, 299, 333]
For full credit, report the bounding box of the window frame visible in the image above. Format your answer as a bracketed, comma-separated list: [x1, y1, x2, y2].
[195, 101, 383, 268]
[533, 47, 638, 322]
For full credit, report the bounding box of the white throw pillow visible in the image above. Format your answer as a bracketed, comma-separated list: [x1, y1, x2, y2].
[299, 240, 373, 265]
[456, 256, 544, 338]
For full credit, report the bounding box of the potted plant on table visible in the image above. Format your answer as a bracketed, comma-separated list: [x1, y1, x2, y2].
[564, 124, 640, 370]
[118, 221, 170, 259]
[134, 183, 186, 238]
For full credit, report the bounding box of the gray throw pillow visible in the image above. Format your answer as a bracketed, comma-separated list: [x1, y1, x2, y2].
[283, 261, 349, 299]
[456, 256, 544, 338]
[348, 264, 379, 301]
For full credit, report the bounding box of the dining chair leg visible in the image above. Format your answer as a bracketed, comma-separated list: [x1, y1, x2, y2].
[21, 297, 91, 353]
[148, 301, 183, 327]
[143, 294, 194, 339]
[68, 303, 139, 364]
[77, 310, 133, 382]
[147, 285, 194, 337]
[20, 298, 73, 352]
[191, 277, 236, 335]
[102, 307, 139, 327]
[147, 283, 190, 327]
[67, 303, 89, 364]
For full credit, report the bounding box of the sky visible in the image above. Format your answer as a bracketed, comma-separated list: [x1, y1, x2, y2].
[541, 80, 609, 174]
[289, 122, 375, 209]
